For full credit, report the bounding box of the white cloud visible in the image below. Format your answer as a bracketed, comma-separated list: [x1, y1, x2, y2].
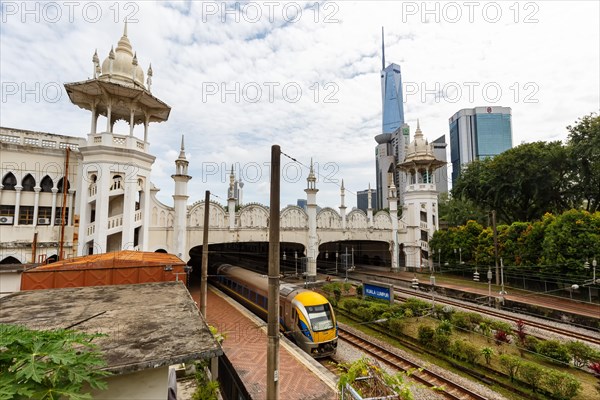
[1, 1, 598, 209]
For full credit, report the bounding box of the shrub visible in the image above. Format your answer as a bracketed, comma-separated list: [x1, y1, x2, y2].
[342, 282, 352, 294]
[519, 361, 544, 393]
[489, 320, 513, 334]
[499, 354, 521, 382]
[537, 340, 570, 365]
[387, 317, 406, 336]
[481, 347, 493, 365]
[494, 330, 511, 350]
[432, 331, 451, 353]
[436, 320, 453, 336]
[463, 342, 480, 365]
[525, 336, 540, 352]
[417, 325, 435, 346]
[342, 299, 362, 313]
[543, 369, 581, 399]
[566, 340, 597, 368]
[449, 340, 465, 361]
[356, 285, 363, 296]
[403, 298, 431, 316]
[450, 311, 473, 331]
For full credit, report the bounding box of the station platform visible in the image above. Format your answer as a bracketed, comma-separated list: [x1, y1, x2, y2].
[198, 286, 338, 400]
[353, 268, 600, 319]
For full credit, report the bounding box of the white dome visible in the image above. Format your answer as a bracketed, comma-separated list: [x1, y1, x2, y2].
[98, 26, 145, 89]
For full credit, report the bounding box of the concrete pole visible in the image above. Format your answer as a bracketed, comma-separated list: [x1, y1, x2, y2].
[267, 145, 281, 400]
[492, 210, 500, 285]
[201, 190, 210, 319]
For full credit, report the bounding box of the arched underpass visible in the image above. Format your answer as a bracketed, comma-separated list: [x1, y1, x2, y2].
[185, 239, 405, 285]
[186, 242, 306, 285]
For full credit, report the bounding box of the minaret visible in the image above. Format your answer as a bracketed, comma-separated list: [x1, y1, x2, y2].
[339, 179, 347, 230]
[172, 136, 191, 259]
[304, 159, 319, 283]
[397, 120, 445, 271]
[228, 166, 236, 230]
[367, 183, 373, 228]
[64, 24, 171, 255]
[388, 181, 399, 272]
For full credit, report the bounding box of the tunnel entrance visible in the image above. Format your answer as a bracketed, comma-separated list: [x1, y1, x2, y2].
[186, 241, 306, 285]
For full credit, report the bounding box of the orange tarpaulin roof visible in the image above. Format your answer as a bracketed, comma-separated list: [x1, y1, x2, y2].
[20, 251, 188, 291]
[32, 251, 185, 271]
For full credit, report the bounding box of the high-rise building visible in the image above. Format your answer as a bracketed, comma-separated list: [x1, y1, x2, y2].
[356, 188, 377, 212]
[375, 28, 408, 210]
[296, 199, 307, 210]
[432, 135, 448, 195]
[449, 106, 512, 186]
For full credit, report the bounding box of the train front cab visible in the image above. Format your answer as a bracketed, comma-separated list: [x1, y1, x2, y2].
[291, 291, 338, 358]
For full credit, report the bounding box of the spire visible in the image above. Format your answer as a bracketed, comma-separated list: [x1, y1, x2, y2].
[92, 49, 99, 78]
[341, 179, 345, 190]
[306, 158, 317, 190]
[381, 26, 386, 70]
[178, 135, 186, 159]
[146, 63, 153, 92]
[123, 19, 128, 37]
[415, 119, 423, 139]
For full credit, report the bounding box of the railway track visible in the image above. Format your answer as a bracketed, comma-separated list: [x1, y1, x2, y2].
[393, 287, 600, 347]
[338, 325, 489, 400]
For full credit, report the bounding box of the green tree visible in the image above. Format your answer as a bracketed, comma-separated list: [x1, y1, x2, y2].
[566, 341, 598, 368]
[519, 362, 544, 393]
[453, 141, 575, 223]
[543, 369, 581, 400]
[0, 324, 110, 400]
[438, 192, 488, 227]
[567, 112, 600, 212]
[537, 340, 571, 365]
[499, 354, 521, 383]
[540, 210, 600, 279]
[481, 347, 493, 365]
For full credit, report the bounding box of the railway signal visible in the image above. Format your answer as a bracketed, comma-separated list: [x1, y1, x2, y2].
[473, 270, 480, 282]
[411, 276, 419, 290]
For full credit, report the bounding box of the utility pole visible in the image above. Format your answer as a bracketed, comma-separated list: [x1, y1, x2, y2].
[58, 147, 70, 260]
[267, 145, 281, 400]
[201, 190, 210, 319]
[492, 210, 500, 285]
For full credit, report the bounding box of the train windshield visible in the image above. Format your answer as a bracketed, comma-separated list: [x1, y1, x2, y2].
[305, 304, 334, 331]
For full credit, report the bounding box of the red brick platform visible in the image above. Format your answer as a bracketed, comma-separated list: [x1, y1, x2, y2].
[203, 287, 338, 400]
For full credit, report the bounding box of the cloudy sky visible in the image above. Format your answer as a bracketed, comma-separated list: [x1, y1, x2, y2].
[1, 1, 598, 209]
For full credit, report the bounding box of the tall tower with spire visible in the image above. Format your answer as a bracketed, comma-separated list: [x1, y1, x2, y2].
[375, 27, 410, 210]
[305, 159, 319, 283]
[172, 136, 191, 258]
[397, 120, 445, 271]
[64, 23, 171, 255]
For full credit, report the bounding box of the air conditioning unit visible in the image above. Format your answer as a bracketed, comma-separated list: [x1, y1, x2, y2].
[37, 218, 50, 225]
[55, 218, 65, 225]
[0, 216, 14, 224]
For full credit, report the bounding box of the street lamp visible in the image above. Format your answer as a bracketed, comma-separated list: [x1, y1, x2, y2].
[438, 248, 441, 273]
[335, 251, 339, 275]
[294, 251, 298, 278]
[459, 247, 463, 265]
[584, 258, 597, 284]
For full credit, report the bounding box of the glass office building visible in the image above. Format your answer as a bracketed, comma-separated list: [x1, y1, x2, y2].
[449, 107, 513, 186]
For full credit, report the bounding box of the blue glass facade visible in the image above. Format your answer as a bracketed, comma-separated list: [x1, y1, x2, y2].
[475, 114, 512, 158]
[381, 63, 404, 134]
[449, 107, 512, 186]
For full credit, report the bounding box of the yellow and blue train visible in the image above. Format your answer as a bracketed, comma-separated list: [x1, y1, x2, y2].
[212, 264, 338, 358]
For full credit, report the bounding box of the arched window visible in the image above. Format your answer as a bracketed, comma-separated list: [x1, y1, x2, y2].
[110, 175, 123, 190]
[2, 173, 17, 190]
[40, 176, 53, 192]
[57, 178, 70, 193]
[0, 256, 21, 264]
[22, 174, 35, 191]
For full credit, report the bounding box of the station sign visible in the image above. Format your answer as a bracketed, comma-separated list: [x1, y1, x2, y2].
[363, 281, 394, 304]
